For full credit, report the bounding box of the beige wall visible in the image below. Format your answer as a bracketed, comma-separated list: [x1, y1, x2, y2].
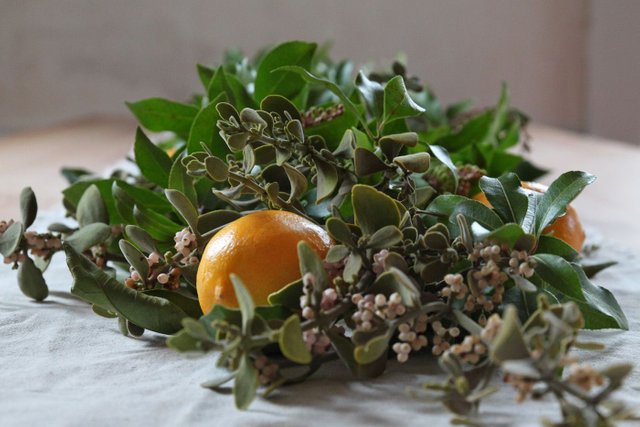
[586, 0, 640, 144]
[0, 0, 614, 140]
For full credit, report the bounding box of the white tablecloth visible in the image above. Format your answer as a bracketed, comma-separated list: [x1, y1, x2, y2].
[2, 211, 639, 427]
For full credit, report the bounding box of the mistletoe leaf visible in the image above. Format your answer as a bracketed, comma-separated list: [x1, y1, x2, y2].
[279, 315, 312, 365]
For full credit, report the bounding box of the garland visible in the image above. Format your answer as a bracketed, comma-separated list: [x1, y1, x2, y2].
[0, 41, 635, 426]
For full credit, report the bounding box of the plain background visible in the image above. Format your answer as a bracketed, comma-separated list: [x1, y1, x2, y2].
[1, 0, 639, 144]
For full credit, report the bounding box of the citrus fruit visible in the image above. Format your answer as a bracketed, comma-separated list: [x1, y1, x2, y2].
[196, 210, 332, 313]
[473, 181, 585, 252]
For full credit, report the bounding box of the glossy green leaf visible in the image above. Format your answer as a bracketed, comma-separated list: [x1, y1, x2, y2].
[19, 187, 38, 229]
[260, 95, 301, 121]
[197, 210, 242, 236]
[279, 315, 312, 364]
[168, 158, 198, 208]
[127, 98, 198, 139]
[133, 205, 182, 241]
[165, 189, 198, 233]
[314, 158, 338, 202]
[254, 41, 317, 102]
[478, 173, 528, 224]
[17, 256, 49, 301]
[187, 93, 229, 157]
[532, 254, 584, 301]
[208, 66, 254, 110]
[382, 76, 425, 125]
[451, 199, 504, 233]
[352, 185, 401, 235]
[429, 145, 459, 191]
[478, 223, 525, 248]
[535, 235, 579, 261]
[355, 71, 384, 118]
[134, 127, 173, 188]
[535, 171, 595, 236]
[423, 194, 468, 218]
[393, 152, 430, 173]
[354, 147, 388, 176]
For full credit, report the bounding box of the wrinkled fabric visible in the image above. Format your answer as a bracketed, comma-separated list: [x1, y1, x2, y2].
[1, 211, 639, 427]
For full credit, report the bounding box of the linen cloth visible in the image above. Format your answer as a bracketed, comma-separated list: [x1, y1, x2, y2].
[1, 210, 639, 427]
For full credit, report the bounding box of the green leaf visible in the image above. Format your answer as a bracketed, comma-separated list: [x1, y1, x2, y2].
[367, 225, 403, 249]
[354, 332, 391, 364]
[127, 98, 198, 139]
[313, 158, 339, 202]
[352, 185, 401, 235]
[134, 128, 173, 188]
[17, 256, 49, 301]
[297, 241, 329, 291]
[355, 71, 384, 119]
[569, 264, 628, 330]
[197, 210, 242, 236]
[382, 76, 425, 125]
[532, 254, 584, 301]
[65, 223, 112, 252]
[133, 205, 182, 241]
[76, 184, 108, 227]
[423, 194, 468, 219]
[254, 41, 317, 102]
[0, 221, 24, 256]
[535, 171, 595, 236]
[65, 243, 188, 334]
[451, 199, 504, 233]
[478, 223, 525, 248]
[208, 66, 254, 110]
[234, 354, 258, 410]
[19, 187, 38, 229]
[354, 147, 388, 176]
[143, 289, 203, 319]
[370, 268, 422, 308]
[260, 95, 301, 121]
[168, 160, 199, 209]
[325, 217, 354, 246]
[478, 173, 528, 224]
[196, 64, 215, 89]
[165, 189, 198, 234]
[267, 279, 303, 309]
[490, 305, 530, 363]
[305, 108, 358, 150]
[393, 152, 431, 173]
[535, 235, 579, 261]
[230, 274, 255, 335]
[279, 315, 312, 364]
[186, 93, 229, 157]
[124, 225, 157, 254]
[119, 240, 149, 281]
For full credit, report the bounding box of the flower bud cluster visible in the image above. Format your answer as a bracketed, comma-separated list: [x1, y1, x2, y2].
[351, 292, 406, 332]
[254, 355, 280, 385]
[301, 104, 345, 128]
[392, 314, 429, 363]
[174, 228, 199, 266]
[302, 328, 332, 355]
[371, 249, 389, 275]
[440, 273, 468, 300]
[508, 250, 536, 278]
[449, 335, 487, 365]
[503, 373, 537, 403]
[431, 320, 461, 356]
[125, 251, 182, 291]
[299, 272, 339, 320]
[23, 231, 63, 258]
[566, 362, 604, 392]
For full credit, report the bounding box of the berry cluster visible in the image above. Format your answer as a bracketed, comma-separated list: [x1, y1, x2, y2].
[301, 104, 345, 128]
[254, 355, 280, 386]
[391, 315, 429, 363]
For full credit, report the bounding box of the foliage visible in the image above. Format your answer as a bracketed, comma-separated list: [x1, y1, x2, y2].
[0, 41, 633, 425]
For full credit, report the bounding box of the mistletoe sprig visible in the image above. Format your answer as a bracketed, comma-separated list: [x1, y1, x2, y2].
[0, 41, 634, 425]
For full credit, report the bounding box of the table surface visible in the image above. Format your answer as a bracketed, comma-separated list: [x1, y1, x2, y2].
[1, 119, 640, 427]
